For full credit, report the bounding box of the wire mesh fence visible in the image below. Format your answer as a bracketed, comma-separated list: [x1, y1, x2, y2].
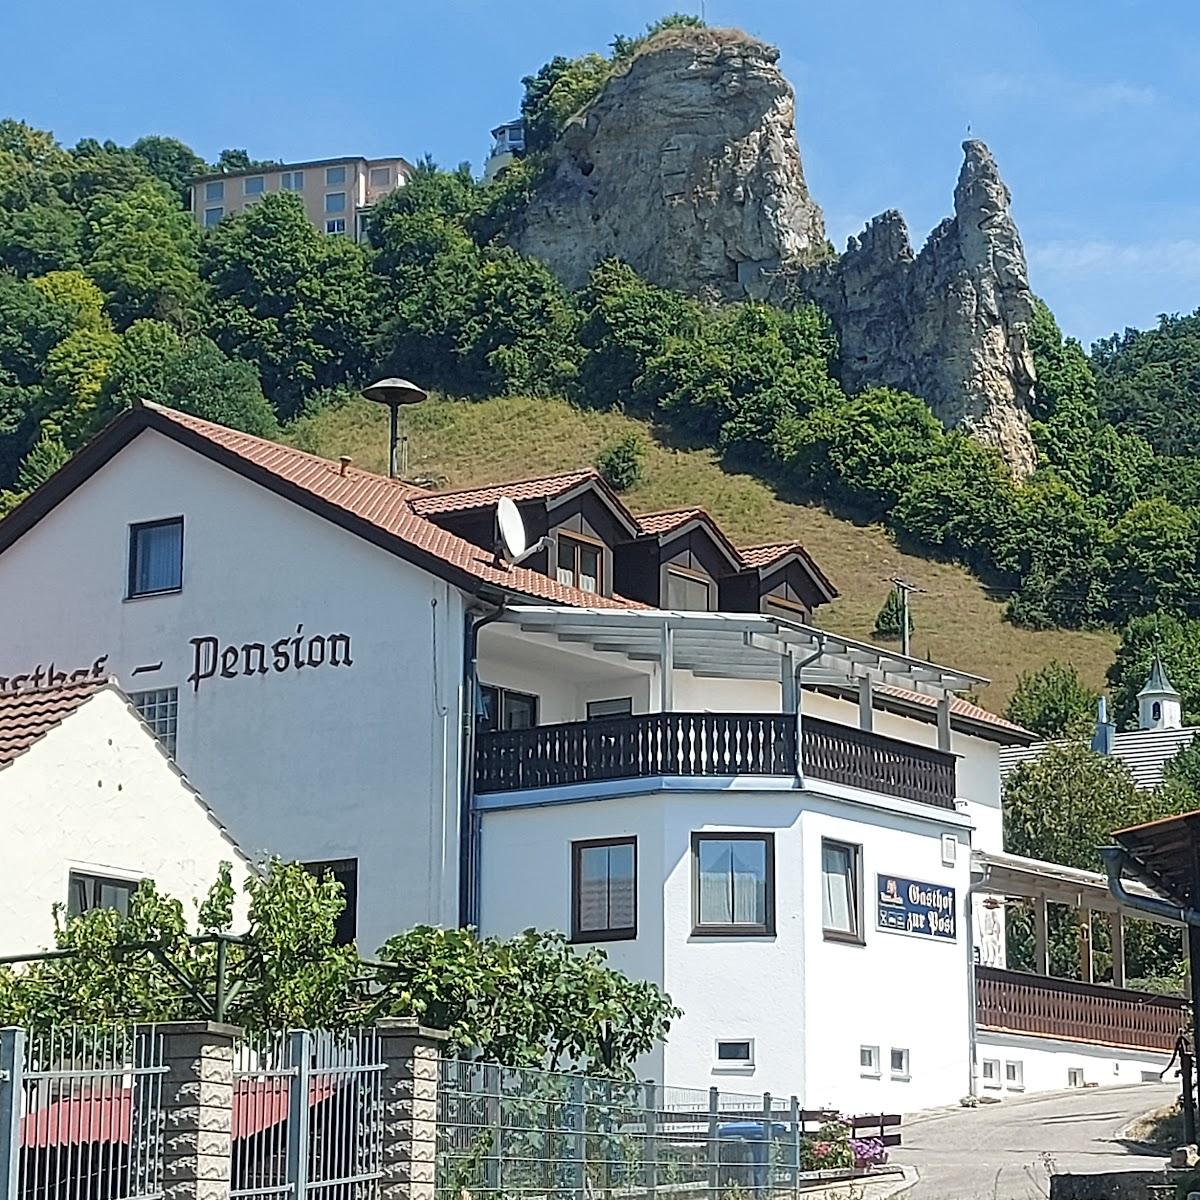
[436, 1059, 900, 1200]
[231, 1028, 386, 1200]
[1, 1024, 166, 1200]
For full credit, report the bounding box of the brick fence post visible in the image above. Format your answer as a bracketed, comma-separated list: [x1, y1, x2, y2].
[159, 1020, 241, 1200]
[377, 1019, 449, 1200]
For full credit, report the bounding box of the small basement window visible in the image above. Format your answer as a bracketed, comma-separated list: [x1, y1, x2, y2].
[890, 1048, 910, 1080]
[981, 1058, 1001, 1088]
[1068, 1067, 1085, 1088]
[714, 1040, 754, 1070]
[68, 871, 140, 918]
[1005, 1061, 1024, 1091]
[860, 1046, 880, 1078]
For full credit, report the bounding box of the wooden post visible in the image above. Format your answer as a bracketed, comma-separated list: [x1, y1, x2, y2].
[1109, 911, 1126, 988]
[936, 694, 952, 752]
[1077, 909, 1094, 984]
[1034, 898, 1049, 976]
[857, 676, 873, 732]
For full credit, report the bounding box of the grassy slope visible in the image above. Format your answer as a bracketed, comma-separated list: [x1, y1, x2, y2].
[287, 394, 1117, 714]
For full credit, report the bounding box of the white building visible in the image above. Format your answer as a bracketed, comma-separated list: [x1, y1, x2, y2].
[0, 678, 254, 952]
[5, 401, 1131, 1112]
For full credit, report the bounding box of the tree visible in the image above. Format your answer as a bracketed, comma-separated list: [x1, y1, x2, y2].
[83, 183, 204, 328]
[39, 326, 122, 447]
[129, 136, 206, 205]
[214, 148, 279, 174]
[105, 320, 278, 437]
[203, 193, 375, 415]
[520, 55, 612, 153]
[1108, 614, 1200, 728]
[596, 432, 645, 492]
[31, 269, 110, 332]
[873, 587, 912, 643]
[611, 13, 707, 59]
[1107, 497, 1200, 622]
[1005, 662, 1099, 739]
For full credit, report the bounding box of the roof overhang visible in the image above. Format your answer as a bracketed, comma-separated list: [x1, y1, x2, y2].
[503, 606, 987, 693]
[1113, 809, 1200, 910]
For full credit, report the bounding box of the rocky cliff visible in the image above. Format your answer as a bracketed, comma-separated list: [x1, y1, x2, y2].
[511, 29, 1037, 474]
[511, 28, 827, 299]
[787, 142, 1038, 474]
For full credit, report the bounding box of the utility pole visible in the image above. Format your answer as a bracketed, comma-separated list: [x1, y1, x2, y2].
[889, 577, 926, 658]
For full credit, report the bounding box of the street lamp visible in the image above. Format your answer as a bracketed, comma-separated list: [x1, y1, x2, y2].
[361, 377, 428, 479]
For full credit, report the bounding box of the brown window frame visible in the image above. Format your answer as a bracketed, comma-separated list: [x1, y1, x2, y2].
[821, 838, 865, 945]
[762, 592, 809, 622]
[571, 836, 637, 943]
[665, 564, 715, 611]
[301, 857, 359, 946]
[691, 831, 775, 937]
[556, 530, 605, 594]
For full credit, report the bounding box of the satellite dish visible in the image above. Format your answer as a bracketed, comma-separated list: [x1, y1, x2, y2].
[496, 496, 528, 563]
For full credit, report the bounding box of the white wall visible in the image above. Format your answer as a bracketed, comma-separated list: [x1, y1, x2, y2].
[974, 1031, 1170, 1096]
[0, 688, 253, 952]
[0, 431, 465, 954]
[479, 781, 972, 1113]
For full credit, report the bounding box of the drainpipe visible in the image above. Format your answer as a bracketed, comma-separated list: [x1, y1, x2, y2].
[458, 598, 506, 928]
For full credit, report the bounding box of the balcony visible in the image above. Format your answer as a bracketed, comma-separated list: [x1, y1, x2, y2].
[975, 966, 1187, 1053]
[474, 711, 957, 808]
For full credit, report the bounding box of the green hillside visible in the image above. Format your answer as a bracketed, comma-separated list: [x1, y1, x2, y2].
[288, 394, 1118, 714]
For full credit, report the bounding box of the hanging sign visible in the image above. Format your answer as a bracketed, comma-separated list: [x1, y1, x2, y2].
[876, 874, 957, 941]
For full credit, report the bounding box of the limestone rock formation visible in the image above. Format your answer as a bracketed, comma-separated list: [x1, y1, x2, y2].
[791, 141, 1037, 474]
[511, 28, 827, 300]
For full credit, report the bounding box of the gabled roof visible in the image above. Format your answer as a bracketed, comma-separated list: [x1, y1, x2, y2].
[873, 684, 1035, 746]
[0, 405, 638, 611]
[635, 508, 706, 536]
[410, 469, 599, 515]
[634, 506, 745, 572]
[0, 679, 105, 769]
[738, 541, 838, 602]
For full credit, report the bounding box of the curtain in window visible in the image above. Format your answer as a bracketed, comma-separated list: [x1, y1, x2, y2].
[135, 522, 181, 593]
[822, 843, 855, 932]
[699, 841, 734, 924]
[731, 841, 765, 924]
[699, 840, 765, 926]
[607, 843, 635, 928]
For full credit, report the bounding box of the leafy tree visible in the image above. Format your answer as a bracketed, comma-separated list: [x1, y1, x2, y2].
[31, 269, 110, 332]
[1108, 614, 1200, 728]
[105, 320, 278, 437]
[203, 193, 375, 415]
[68, 139, 159, 207]
[1107, 497, 1200, 622]
[596, 432, 646, 492]
[39, 326, 122, 447]
[1005, 662, 1099, 738]
[15, 433, 68, 491]
[520, 54, 612, 152]
[83, 183, 203, 328]
[214, 148, 279, 174]
[129, 136, 206, 205]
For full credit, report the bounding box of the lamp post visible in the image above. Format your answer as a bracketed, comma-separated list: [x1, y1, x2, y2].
[361, 377, 428, 479]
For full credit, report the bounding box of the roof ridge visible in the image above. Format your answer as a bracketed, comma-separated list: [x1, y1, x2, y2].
[423, 466, 599, 497]
[0, 676, 111, 700]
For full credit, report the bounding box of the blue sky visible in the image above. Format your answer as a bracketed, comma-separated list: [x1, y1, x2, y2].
[7, 0, 1199, 346]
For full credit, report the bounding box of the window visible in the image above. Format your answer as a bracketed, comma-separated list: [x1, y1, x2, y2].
[821, 839, 863, 942]
[205, 180, 224, 201]
[1005, 1061, 1024, 1090]
[692, 833, 774, 936]
[556, 534, 602, 593]
[128, 517, 183, 597]
[941, 833, 958, 866]
[890, 1048, 910, 1080]
[326, 165, 347, 185]
[981, 1058, 1000, 1088]
[243, 175, 265, 195]
[325, 191, 346, 213]
[68, 871, 139, 918]
[587, 697, 633, 720]
[572, 837, 636, 942]
[478, 684, 538, 732]
[714, 1040, 754, 1070]
[666, 568, 714, 611]
[325, 218, 347, 234]
[860, 1045, 880, 1078]
[369, 166, 391, 188]
[1153, 701, 1162, 722]
[131, 687, 178, 756]
[763, 594, 808, 622]
[203, 206, 223, 227]
[301, 859, 358, 945]
[281, 170, 305, 191]
[1067, 1067, 1085, 1088]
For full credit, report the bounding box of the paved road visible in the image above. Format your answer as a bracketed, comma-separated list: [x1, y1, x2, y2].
[893, 1082, 1176, 1200]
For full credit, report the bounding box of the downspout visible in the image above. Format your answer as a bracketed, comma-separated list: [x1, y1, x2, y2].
[1099, 846, 1200, 927]
[458, 597, 506, 928]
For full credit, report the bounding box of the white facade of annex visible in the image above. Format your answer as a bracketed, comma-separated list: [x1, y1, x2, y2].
[0, 686, 254, 951]
[0, 429, 466, 954]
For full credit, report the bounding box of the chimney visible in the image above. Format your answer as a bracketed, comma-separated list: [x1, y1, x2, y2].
[1091, 696, 1115, 755]
[339, 455, 352, 477]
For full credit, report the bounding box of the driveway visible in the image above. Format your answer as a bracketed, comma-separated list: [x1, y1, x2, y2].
[893, 1082, 1176, 1199]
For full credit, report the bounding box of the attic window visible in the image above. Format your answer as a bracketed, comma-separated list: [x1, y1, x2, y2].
[557, 534, 602, 594]
[128, 517, 183, 597]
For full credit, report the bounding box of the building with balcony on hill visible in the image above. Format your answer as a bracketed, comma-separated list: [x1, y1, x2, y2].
[0, 403, 1183, 1110]
[188, 155, 413, 241]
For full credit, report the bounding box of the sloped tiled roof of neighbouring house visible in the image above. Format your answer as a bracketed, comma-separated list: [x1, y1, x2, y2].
[1000, 726, 1198, 788]
[634, 507, 707, 535]
[0, 679, 106, 768]
[409, 468, 601, 515]
[871, 683, 1034, 744]
[0, 404, 640, 611]
[738, 541, 838, 600]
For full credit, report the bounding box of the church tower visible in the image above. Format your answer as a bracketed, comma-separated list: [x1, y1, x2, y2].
[1137, 657, 1182, 731]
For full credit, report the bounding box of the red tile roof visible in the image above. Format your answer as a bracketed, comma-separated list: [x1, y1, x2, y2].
[410, 469, 599, 515]
[635, 508, 706, 535]
[143, 406, 638, 610]
[875, 683, 1033, 740]
[0, 679, 106, 769]
[738, 542, 797, 568]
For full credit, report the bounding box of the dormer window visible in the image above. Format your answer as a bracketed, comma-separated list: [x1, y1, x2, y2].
[557, 533, 602, 594]
[666, 566, 714, 611]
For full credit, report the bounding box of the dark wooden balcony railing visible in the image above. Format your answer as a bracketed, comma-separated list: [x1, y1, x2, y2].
[474, 711, 957, 808]
[975, 966, 1188, 1053]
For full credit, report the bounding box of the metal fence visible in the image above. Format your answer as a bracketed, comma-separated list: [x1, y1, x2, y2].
[0, 1024, 166, 1200]
[231, 1028, 386, 1200]
[436, 1060, 900, 1200]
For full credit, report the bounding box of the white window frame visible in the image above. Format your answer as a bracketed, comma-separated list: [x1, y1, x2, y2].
[713, 1039, 755, 1071]
[281, 170, 305, 191]
[821, 838, 863, 943]
[1005, 1060, 1025, 1091]
[1067, 1067, 1085, 1088]
[859, 1045, 880, 1078]
[889, 1047, 910, 1080]
[981, 1058, 1001, 1089]
[325, 218, 347, 235]
[203, 206, 223, 227]
[325, 191, 346, 214]
[325, 165, 346, 185]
